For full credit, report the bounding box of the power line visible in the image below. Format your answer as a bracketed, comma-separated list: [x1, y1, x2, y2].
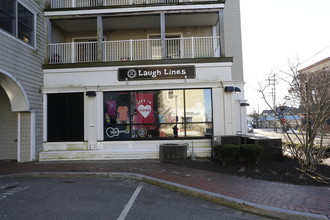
[300, 45, 330, 65]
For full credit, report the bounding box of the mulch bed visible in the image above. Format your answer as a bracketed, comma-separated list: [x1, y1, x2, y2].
[173, 157, 330, 186]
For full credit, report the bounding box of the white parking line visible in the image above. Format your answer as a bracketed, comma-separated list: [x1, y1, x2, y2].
[117, 183, 144, 220]
[0, 184, 29, 200]
[0, 182, 19, 190]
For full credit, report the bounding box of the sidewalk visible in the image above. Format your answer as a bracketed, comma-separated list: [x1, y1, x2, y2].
[253, 128, 330, 146]
[0, 160, 329, 220]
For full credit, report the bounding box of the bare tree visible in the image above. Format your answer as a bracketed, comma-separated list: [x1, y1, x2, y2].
[259, 59, 330, 172]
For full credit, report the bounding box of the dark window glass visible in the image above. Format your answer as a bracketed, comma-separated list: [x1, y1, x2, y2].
[48, 93, 84, 142]
[0, 1, 35, 47]
[104, 89, 213, 140]
[0, 0, 15, 34]
[17, 2, 34, 46]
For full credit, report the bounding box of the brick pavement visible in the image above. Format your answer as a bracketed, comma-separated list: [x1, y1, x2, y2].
[0, 160, 329, 219]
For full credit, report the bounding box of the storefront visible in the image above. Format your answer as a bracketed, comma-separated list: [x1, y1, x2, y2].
[41, 61, 244, 160]
[103, 88, 213, 140]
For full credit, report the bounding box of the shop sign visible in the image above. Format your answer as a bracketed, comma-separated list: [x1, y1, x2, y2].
[118, 65, 195, 81]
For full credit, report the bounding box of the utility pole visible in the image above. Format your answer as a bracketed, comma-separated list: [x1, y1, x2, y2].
[305, 82, 309, 147]
[266, 73, 277, 131]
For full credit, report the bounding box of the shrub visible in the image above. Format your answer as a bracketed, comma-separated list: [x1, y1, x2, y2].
[284, 142, 330, 160]
[324, 146, 330, 159]
[214, 144, 240, 165]
[239, 144, 264, 166]
[312, 145, 330, 159]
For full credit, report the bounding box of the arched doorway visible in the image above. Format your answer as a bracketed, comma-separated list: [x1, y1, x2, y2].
[0, 70, 33, 162]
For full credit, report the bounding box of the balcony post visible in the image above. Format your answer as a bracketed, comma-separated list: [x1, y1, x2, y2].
[218, 9, 225, 57]
[45, 18, 51, 64]
[130, 39, 133, 61]
[191, 36, 194, 58]
[160, 12, 166, 59]
[71, 42, 75, 63]
[97, 15, 103, 62]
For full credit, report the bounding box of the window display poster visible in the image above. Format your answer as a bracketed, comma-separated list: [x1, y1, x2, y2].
[134, 92, 155, 129]
[118, 105, 129, 122]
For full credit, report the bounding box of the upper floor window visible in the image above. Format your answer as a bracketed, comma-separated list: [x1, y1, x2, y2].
[0, 0, 35, 47]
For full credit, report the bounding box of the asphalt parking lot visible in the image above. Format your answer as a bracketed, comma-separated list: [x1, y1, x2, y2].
[0, 178, 271, 220]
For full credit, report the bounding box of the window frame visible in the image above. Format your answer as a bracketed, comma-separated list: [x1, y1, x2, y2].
[0, 0, 36, 49]
[103, 88, 213, 141]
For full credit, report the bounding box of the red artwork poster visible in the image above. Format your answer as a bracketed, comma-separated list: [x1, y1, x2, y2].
[135, 92, 155, 129]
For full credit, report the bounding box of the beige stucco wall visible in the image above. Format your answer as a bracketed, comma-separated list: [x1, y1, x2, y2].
[300, 58, 330, 73]
[62, 26, 213, 42]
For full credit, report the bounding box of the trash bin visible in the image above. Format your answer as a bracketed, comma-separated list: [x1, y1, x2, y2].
[159, 143, 187, 162]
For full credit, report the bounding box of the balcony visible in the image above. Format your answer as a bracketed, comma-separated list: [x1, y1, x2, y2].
[49, 0, 220, 9]
[49, 36, 220, 64]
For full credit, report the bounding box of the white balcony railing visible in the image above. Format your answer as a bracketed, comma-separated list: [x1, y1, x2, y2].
[49, 41, 98, 63]
[49, 0, 218, 9]
[49, 37, 220, 64]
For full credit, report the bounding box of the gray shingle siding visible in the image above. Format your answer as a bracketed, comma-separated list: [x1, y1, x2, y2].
[224, 0, 244, 82]
[0, 87, 17, 160]
[0, 0, 46, 160]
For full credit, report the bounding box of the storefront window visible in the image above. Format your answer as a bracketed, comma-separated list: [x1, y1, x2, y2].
[104, 89, 212, 140]
[104, 92, 130, 140]
[47, 93, 84, 142]
[185, 89, 212, 122]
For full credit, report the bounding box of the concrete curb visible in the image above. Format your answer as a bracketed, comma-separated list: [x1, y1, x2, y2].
[1, 172, 328, 220]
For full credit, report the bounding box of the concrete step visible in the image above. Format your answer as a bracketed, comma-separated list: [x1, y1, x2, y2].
[39, 150, 159, 161]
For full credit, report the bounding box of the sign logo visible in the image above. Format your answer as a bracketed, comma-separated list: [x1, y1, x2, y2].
[138, 104, 151, 118]
[138, 128, 148, 138]
[106, 127, 119, 137]
[106, 127, 129, 138]
[127, 69, 137, 79]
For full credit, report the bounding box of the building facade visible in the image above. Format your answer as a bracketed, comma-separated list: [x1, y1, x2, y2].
[0, 0, 46, 162]
[299, 49, 330, 133]
[1, 0, 247, 161]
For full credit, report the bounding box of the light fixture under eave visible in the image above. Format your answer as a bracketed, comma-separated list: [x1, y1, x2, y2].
[224, 86, 235, 92]
[240, 103, 250, 106]
[234, 87, 241, 93]
[86, 91, 96, 97]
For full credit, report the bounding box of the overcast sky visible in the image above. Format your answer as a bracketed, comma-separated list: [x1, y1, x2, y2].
[240, 0, 330, 114]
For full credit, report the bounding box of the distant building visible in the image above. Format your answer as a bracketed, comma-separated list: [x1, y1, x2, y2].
[298, 46, 330, 133]
[299, 46, 330, 73]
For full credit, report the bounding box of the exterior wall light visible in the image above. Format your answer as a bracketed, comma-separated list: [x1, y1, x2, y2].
[234, 87, 241, 93]
[86, 91, 96, 97]
[224, 86, 235, 92]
